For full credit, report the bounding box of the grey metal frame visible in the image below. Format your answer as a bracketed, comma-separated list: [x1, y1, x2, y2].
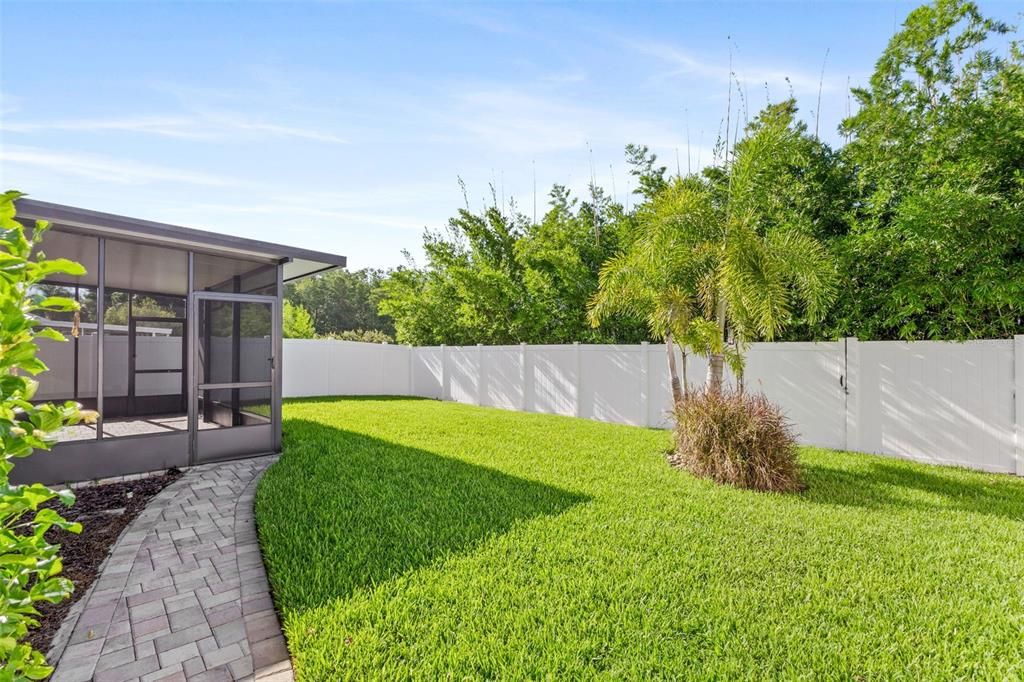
[96, 237, 105, 441]
[189, 289, 279, 466]
[128, 316, 187, 418]
[11, 202, 338, 485]
[16, 199, 346, 278]
[273, 264, 284, 452]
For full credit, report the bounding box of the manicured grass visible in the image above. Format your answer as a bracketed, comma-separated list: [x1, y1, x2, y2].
[256, 397, 1024, 680]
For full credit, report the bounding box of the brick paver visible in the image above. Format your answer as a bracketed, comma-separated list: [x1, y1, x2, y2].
[51, 457, 293, 682]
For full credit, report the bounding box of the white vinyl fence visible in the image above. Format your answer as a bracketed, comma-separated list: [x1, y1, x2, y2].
[284, 337, 1024, 475]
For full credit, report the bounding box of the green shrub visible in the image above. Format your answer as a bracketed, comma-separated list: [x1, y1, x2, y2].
[282, 300, 316, 339]
[325, 328, 394, 344]
[0, 191, 96, 679]
[672, 388, 802, 492]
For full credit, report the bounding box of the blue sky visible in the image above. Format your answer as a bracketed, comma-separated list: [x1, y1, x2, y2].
[1, 1, 1019, 269]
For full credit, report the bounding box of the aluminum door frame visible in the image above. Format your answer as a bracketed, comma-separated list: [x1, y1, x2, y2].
[188, 290, 280, 465]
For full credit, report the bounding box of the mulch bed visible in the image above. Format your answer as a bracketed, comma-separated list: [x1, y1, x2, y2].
[27, 469, 183, 654]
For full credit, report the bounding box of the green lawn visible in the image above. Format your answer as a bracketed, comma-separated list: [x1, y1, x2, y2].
[255, 397, 1024, 680]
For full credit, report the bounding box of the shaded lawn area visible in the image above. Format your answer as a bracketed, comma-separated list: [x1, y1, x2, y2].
[255, 397, 1024, 680]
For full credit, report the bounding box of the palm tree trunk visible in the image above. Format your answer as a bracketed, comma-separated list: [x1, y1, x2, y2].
[727, 329, 742, 394]
[707, 291, 727, 394]
[706, 353, 725, 394]
[680, 348, 689, 398]
[732, 342, 744, 394]
[665, 332, 683, 406]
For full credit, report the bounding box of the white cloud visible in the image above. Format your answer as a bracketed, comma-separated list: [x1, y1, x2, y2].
[0, 91, 24, 116]
[2, 116, 209, 139]
[621, 38, 841, 96]
[1, 112, 347, 144]
[0, 146, 235, 187]
[202, 113, 348, 143]
[179, 201, 430, 232]
[441, 86, 713, 161]
[427, 5, 520, 36]
[539, 68, 588, 85]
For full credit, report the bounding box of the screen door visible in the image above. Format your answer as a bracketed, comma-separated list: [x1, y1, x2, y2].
[191, 292, 278, 463]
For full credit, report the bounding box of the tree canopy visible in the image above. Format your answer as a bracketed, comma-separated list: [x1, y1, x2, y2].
[362, 0, 1024, 346]
[828, 0, 1024, 340]
[377, 185, 648, 345]
[285, 268, 394, 339]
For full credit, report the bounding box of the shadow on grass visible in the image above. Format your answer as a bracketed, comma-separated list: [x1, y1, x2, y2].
[801, 458, 1024, 522]
[259, 418, 589, 614]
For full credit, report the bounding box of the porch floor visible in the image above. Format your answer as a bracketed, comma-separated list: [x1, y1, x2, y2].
[57, 416, 222, 441]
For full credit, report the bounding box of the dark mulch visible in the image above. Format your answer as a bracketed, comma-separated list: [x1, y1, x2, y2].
[26, 469, 183, 654]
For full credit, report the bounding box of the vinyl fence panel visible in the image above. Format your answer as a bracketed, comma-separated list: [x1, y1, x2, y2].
[529, 345, 579, 417]
[412, 346, 443, 399]
[743, 342, 846, 450]
[482, 345, 523, 411]
[281, 337, 1024, 476]
[856, 340, 1016, 473]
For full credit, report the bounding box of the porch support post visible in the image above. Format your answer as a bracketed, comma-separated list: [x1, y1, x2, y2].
[187, 251, 197, 465]
[95, 238, 105, 441]
[273, 263, 284, 452]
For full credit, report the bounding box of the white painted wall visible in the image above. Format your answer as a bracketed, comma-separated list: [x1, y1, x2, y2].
[281, 337, 1024, 476]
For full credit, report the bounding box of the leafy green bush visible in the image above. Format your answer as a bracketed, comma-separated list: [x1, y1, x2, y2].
[672, 388, 802, 492]
[325, 328, 394, 344]
[282, 300, 317, 339]
[0, 191, 96, 679]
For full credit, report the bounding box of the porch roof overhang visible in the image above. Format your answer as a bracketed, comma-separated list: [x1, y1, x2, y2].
[14, 198, 347, 282]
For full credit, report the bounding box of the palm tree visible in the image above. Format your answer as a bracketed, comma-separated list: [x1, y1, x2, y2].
[589, 102, 836, 401]
[587, 178, 710, 405]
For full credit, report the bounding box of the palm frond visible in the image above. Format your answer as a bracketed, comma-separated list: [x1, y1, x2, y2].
[765, 228, 837, 324]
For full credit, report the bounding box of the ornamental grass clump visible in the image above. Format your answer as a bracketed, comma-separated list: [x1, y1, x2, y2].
[672, 388, 803, 493]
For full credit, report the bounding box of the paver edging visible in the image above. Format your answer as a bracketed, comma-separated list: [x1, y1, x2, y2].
[234, 460, 294, 681]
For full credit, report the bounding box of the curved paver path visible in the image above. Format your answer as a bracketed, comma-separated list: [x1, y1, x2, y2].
[51, 456, 292, 682]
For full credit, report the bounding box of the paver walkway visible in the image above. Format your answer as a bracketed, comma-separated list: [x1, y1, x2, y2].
[51, 456, 293, 682]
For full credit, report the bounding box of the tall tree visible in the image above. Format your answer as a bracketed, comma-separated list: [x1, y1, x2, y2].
[833, 0, 1024, 340]
[285, 268, 394, 338]
[378, 186, 647, 345]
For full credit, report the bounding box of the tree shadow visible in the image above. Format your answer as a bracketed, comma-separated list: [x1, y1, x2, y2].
[256, 418, 589, 615]
[801, 457, 1024, 522]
